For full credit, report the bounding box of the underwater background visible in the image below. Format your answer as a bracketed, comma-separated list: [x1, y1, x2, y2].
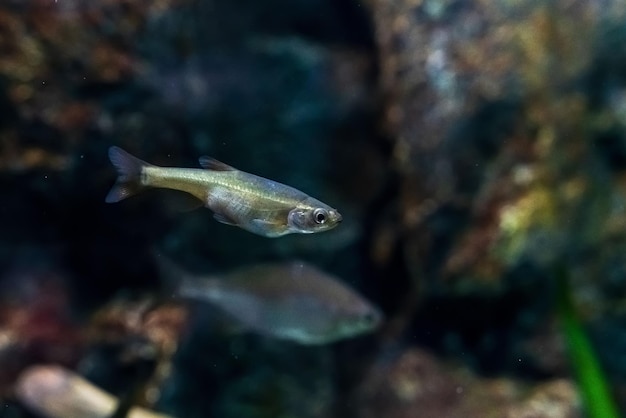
[1, 0, 626, 417]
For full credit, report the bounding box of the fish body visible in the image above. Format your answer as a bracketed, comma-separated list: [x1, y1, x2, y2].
[105, 147, 342, 237]
[159, 259, 383, 345]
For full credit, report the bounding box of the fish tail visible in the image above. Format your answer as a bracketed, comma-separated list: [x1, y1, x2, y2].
[153, 253, 217, 300]
[154, 254, 188, 297]
[105, 146, 152, 203]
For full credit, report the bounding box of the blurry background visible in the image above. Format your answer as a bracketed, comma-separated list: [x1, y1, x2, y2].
[1, 0, 626, 417]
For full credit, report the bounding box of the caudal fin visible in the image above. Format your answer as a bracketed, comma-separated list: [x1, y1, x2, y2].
[152, 252, 219, 301]
[153, 254, 188, 298]
[105, 146, 151, 203]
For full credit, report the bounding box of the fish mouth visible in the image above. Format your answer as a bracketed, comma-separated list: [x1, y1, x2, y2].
[335, 212, 343, 223]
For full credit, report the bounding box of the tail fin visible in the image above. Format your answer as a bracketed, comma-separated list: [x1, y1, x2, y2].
[153, 254, 188, 298]
[153, 253, 221, 302]
[105, 146, 151, 203]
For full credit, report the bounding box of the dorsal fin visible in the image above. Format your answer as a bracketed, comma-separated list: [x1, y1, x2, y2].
[198, 156, 236, 171]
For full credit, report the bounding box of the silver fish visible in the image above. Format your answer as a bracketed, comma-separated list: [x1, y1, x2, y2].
[158, 258, 383, 345]
[105, 146, 342, 237]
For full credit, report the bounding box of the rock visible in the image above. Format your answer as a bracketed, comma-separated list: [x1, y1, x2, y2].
[356, 348, 581, 418]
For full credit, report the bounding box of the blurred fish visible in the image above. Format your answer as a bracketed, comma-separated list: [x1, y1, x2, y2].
[157, 258, 383, 345]
[105, 146, 342, 237]
[15, 365, 174, 418]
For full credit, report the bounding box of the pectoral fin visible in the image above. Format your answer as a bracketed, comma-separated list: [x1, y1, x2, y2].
[250, 219, 287, 237]
[213, 212, 238, 226]
[251, 219, 275, 228]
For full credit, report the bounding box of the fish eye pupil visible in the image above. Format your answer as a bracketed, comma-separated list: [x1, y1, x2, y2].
[315, 211, 326, 224]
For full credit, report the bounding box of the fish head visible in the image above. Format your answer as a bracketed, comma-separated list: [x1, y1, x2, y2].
[330, 301, 384, 341]
[287, 200, 343, 234]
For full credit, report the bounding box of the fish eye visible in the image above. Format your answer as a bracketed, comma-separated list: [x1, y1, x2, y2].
[313, 208, 327, 224]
